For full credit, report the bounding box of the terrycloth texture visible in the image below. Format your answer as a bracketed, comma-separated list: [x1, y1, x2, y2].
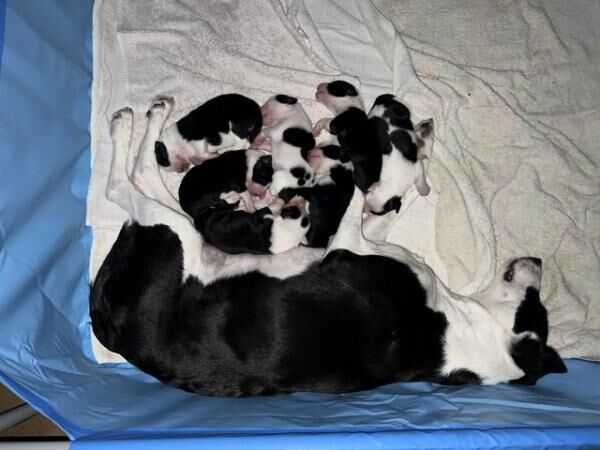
[312, 0, 600, 359]
[88, 0, 600, 361]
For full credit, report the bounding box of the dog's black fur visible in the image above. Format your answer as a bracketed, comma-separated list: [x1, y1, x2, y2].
[191, 205, 303, 255]
[154, 94, 262, 170]
[178, 150, 272, 218]
[279, 145, 355, 248]
[91, 239, 566, 397]
[177, 94, 262, 146]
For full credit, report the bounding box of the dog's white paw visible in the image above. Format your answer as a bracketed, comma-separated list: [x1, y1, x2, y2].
[146, 95, 175, 119]
[110, 107, 133, 138]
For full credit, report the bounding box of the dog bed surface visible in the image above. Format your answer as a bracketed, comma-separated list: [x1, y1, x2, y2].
[1, 0, 600, 447]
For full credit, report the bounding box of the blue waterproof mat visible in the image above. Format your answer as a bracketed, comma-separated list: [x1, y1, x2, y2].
[1, 1, 600, 448]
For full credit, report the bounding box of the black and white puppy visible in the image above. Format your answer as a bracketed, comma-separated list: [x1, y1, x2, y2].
[279, 145, 355, 248]
[192, 196, 310, 255]
[365, 94, 433, 215]
[154, 94, 262, 172]
[178, 149, 273, 217]
[257, 95, 316, 194]
[91, 99, 566, 398]
[313, 81, 380, 193]
[178, 147, 309, 255]
[315, 82, 435, 216]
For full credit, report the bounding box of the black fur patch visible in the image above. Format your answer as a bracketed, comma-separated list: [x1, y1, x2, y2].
[281, 206, 301, 220]
[513, 287, 549, 342]
[275, 94, 298, 105]
[390, 129, 418, 162]
[251, 155, 274, 187]
[154, 141, 170, 167]
[370, 117, 392, 155]
[373, 94, 395, 106]
[326, 80, 359, 97]
[329, 108, 382, 193]
[510, 336, 567, 385]
[321, 145, 351, 163]
[283, 128, 316, 151]
[290, 167, 311, 186]
[372, 196, 402, 216]
[193, 208, 275, 255]
[178, 150, 248, 217]
[278, 166, 354, 248]
[436, 369, 482, 385]
[373, 94, 414, 130]
[301, 217, 309, 228]
[176, 94, 262, 144]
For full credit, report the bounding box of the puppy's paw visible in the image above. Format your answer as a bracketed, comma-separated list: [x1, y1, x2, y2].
[146, 95, 175, 119]
[312, 118, 331, 137]
[415, 118, 434, 141]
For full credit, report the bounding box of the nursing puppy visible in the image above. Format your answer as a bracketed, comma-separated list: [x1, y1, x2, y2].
[278, 145, 355, 248]
[178, 149, 273, 217]
[313, 81, 379, 193]
[257, 95, 316, 194]
[178, 149, 309, 255]
[92, 98, 566, 397]
[365, 94, 433, 215]
[154, 94, 262, 172]
[192, 196, 310, 255]
[315, 82, 434, 216]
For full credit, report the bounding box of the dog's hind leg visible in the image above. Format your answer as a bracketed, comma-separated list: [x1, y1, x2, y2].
[132, 96, 182, 212]
[108, 107, 207, 282]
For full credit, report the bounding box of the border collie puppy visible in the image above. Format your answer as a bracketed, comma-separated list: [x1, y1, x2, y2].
[257, 95, 316, 194]
[278, 145, 355, 248]
[91, 98, 566, 399]
[192, 195, 310, 255]
[154, 94, 262, 172]
[178, 149, 273, 217]
[313, 81, 380, 193]
[365, 94, 433, 215]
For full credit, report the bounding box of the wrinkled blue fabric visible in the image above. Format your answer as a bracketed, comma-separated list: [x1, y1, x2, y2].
[0, 1, 599, 448]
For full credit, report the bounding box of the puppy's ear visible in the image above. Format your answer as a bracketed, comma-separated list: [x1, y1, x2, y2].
[510, 335, 567, 385]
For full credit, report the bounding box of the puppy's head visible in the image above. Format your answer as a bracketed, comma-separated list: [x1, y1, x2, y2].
[483, 257, 567, 384]
[261, 95, 307, 127]
[315, 80, 365, 114]
[369, 94, 414, 130]
[247, 154, 274, 198]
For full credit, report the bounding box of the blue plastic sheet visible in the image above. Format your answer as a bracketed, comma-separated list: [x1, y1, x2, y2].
[0, 0, 600, 448]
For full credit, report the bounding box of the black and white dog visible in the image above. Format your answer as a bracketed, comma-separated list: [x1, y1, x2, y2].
[365, 94, 432, 215]
[154, 94, 262, 172]
[314, 81, 433, 215]
[91, 96, 566, 399]
[279, 145, 355, 248]
[256, 95, 316, 194]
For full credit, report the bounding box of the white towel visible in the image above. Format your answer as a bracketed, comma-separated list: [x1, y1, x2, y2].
[89, 0, 600, 362]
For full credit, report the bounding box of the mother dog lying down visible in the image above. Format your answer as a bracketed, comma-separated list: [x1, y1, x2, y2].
[90, 97, 566, 398]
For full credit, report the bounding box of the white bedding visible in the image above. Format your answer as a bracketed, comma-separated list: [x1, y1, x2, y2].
[88, 0, 600, 362]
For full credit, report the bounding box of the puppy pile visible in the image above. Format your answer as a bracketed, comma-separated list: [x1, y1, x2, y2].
[90, 82, 566, 398]
[168, 81, 432, 255]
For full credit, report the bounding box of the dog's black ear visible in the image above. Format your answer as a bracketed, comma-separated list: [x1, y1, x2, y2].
[540, 344, 568, 374]
[510, 336, 567, 385]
